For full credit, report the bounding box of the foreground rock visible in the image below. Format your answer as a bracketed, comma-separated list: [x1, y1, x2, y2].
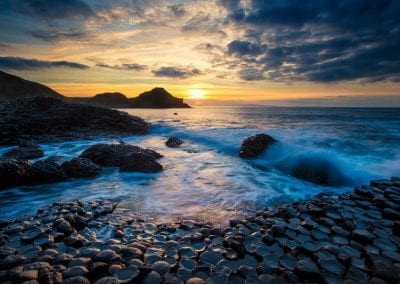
[26, 156, 68, 185]
[0, 177, 399, 283]
[1, 144, 44, 160]
[166, 136, 184, 148]
[0, 158, 31, 189]
[80, 143, 163, 173]
[239, 134, 277, 158]
[62, 158, 101, 179]
[0, 97, 149, 145]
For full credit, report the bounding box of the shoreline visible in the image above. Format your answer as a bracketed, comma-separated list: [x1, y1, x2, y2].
[1, 178, 399, 283]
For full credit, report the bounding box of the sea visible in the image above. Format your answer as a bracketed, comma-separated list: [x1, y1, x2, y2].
[1, 106, 399, 223]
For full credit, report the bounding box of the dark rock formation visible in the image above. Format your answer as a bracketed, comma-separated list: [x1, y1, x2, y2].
[74, 92, 130, 108]
[0, 158, 31, 189]
[0, 97, 149, 145]
[239, 134, 277, 158]
[166, 137, 184, 148]
[71, 88, 191, 109]
[130, 88, 190, 108]
[62, 158, 101, 179]
[0, 178, 399, 283]
[1, 144, 44, 160]
[80, 143, 163, 173]
[26, 156, 68, 184]
[0, 70, 63, 101]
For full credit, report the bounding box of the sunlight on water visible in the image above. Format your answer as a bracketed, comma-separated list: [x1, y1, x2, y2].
[0, 106, 399, 222]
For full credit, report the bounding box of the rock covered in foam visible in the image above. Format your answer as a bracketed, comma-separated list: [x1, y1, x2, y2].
[239, 134, 277, 158]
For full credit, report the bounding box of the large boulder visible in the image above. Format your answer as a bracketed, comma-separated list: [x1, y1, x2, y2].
[26, 156, 68, 184]
[0, 158, 31, 189]
[239, 134, 276, 158]
[166, 137, 184, 148]
[80, 144, 163, 173]
[2, 144, 44, 160]
[62, 158, 101, 179]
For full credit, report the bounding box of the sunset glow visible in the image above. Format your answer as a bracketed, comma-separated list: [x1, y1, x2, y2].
[0, 1, 399, 106]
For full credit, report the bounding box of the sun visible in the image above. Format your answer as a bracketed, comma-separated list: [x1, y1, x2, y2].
[187, 89, 207, 99]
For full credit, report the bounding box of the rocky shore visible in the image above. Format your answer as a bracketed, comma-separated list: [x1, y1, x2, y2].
[0, 178, 399, 283]
[0, 97, 149, 146]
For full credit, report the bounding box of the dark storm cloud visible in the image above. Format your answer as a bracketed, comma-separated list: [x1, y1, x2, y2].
[219, 0, 400, 83]
[0, 57, 89, 70]
[96, 63, 147, 71]
[152, 66, 202, 79]
[6, 0, 95, 20]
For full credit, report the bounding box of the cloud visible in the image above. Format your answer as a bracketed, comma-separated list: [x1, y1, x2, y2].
[29, 29, 87, 42]
[8, 0, 95, 20]
[218, 0, 400, 83]
[96, 63, 147, 71]
[152, 66, 203, 79]
[227, 40, 265, 56]
[0, 57, 89, 70]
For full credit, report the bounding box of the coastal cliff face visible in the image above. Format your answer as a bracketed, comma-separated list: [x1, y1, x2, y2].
[0, 71, 63, 101]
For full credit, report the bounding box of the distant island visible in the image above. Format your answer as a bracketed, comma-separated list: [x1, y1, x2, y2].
[0, 70, 190, 108]
[71, 88, 191, 108]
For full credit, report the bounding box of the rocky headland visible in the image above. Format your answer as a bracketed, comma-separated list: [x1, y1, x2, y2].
[0, 97, 149, 146]
[0, 178, 399, 283]
[72, 88, 191, 109]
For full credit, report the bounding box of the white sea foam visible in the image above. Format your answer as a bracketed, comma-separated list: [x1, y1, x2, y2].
[0, 106, 399, 222]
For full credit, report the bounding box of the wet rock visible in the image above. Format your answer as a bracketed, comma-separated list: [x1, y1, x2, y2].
[199, 251, 223, 265]
[352, 228, 375, 244]
[239, 134, 276, 158]
[2, 144, 44, 160]
[0, 254, 27, 269]
[63, 276, 90, 284]
[63, 266, 89, 279]
[318, 258, 346, 275]
[26, 156, 67, 184]
[166, 137, 184, 148]
[295, 260, 322, 281]
[94, 277, 119, 284]
[80, 143, 162, 173]
[62, 158, 101, 179]
[186, 277, 207, 284]
[179, 246, 197, 259]
[13, 269, 38, 282]
[151, 261, 170, 275]
[142, 271, 162, 284]
[95, 249, 120, 263]
[113, 267, 139, 283]
[56, 219, 74, 235]
[0, 158, 31, 189]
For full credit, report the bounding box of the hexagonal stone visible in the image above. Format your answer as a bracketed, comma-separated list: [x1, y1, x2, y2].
[199, 251, 224, 265]
[295, 260, 322, 281]
[318, 258, 345, 275]
[63, 266, 89, 279]
[150, 261, 170, 275]
[113, 267, 139, 283]
[178, 246, 196, 259]
[352, 229, 375, 244]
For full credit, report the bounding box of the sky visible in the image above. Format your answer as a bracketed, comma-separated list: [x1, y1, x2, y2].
[0, 0, 400, 106]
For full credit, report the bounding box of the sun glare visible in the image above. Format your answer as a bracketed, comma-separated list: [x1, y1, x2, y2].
[187, 89, 207, 99]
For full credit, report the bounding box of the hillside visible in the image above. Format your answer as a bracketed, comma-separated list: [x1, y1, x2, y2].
[72, 88, 191, 108]
[0, 70, 63, 100]
[130, 87, 191, 108]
